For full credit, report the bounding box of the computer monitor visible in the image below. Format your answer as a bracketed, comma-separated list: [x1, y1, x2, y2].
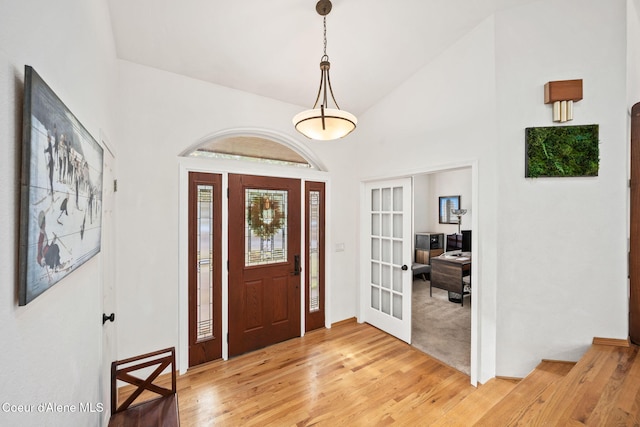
[461, 230, 472, 252]
[446, 234, 462, 251]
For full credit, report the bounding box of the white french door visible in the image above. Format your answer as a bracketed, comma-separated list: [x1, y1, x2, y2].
[361, 178, 412, 343]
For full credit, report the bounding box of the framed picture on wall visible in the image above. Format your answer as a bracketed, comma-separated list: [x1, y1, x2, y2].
[18, 65, 104, 305]
[438, 195, 460, 224]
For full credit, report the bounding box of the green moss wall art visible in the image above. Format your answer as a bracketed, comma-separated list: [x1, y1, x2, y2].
[525, 124, 599, 178]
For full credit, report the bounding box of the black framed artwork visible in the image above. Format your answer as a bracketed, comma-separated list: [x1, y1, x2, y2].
[19, 66, 104, 305]
[438, 195, 460, 224]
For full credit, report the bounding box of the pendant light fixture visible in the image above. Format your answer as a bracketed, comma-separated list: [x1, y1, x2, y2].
[293, 0, 357, 141]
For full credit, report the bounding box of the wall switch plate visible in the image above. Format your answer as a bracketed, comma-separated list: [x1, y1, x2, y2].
[335, 243, 345, 252]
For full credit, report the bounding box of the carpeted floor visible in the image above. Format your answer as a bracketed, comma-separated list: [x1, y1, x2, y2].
[412, 278, 471, 375]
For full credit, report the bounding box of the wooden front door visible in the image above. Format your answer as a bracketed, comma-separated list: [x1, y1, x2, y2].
[228, 174, 301, 356]
[188, 172, 223, 366]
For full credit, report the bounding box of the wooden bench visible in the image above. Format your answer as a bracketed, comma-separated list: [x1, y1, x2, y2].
[108, 347, 179, 427]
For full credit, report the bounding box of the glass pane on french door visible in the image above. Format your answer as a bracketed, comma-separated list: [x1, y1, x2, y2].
[370, 187, 403, 319]
[364, 178, 412, 343]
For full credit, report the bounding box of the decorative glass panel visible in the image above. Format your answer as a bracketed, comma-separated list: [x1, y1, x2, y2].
[372, 238, 380, 261]
[371, 286, 380, 310]
[382, 188, 392, 211]
[392, 266, 402, 292]
[381, 290, 391, 314]
[371, 214, 380, 236]
[196, 185, 213, 342]
[245, 189, 288, 266]
[371, 189, 380, 211]
[371, 262, 380, 285]
[393, 214, 402, 238]
[382, 240, 391, 263]
[393, 240, 402, 265]
[308, 190, 320, 313]
[393, 294, 402, 319]
[382, 214, 391, 237]
[393, 187, 403, 211]
[382, 264, 391, 289]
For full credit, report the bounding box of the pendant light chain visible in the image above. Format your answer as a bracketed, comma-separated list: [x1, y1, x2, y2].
[322, 16, 329, 111]
[323, 16, 328, 58]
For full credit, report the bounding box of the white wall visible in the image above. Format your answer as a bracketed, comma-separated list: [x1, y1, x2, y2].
[494, 0, 628, 377]
[0, 1, 118, 426]
[357, 0, 630, 379]
[413, 174, 432, 233]
[357, 17, 499, 381]
[629, 0, 640, 109]
[115, 61, 360, 363]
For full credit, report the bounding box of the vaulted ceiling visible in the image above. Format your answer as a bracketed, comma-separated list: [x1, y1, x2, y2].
[107, 0, 539, 116]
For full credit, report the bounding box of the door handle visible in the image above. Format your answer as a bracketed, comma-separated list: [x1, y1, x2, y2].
[293, 255, 301, 276]
[401, 265, 408, 271]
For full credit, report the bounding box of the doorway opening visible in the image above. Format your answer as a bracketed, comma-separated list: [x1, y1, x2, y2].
[411, 167, 472, 376]
[359, 162, 478, 384]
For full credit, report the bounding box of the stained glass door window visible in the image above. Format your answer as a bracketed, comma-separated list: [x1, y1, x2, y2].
[245, 189, 288, 266]
[196, 185, 214, 341]
[188, 172, 222, 366]
[308, 190, 320, 313]
[305, 181, 325, 332]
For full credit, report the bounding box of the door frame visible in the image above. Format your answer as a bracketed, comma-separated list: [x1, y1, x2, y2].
[630, 102, 640, 345]
[178, 156, 330, 373]
[358, 160, 480, 386]
[100, 133, 117, 425]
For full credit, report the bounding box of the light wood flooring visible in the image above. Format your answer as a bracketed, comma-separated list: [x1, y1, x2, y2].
[121, 320, 640, 426]
[174, 320, 514, 426]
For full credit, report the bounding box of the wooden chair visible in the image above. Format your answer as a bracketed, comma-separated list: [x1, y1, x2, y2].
[109, 347, 179, 427]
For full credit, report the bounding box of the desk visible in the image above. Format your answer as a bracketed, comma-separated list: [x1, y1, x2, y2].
[430, 253, 471, 306]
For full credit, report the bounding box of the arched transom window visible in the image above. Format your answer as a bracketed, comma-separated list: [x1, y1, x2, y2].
[187, 136, 312, 168]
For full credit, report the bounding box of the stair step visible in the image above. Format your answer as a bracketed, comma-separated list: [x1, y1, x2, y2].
[474, 360, 575, 426]
[526, 343, 640, 425]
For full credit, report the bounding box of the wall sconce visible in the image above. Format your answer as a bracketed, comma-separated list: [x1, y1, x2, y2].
[544, 79, 583, 122]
